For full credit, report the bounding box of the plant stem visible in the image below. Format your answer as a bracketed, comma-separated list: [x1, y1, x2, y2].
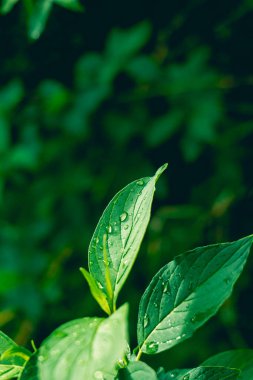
[136, 348, 142, 361]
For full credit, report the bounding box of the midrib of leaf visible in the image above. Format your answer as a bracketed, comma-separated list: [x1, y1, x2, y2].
[138, 237, 252, 354]
[114, 181, 153, 290]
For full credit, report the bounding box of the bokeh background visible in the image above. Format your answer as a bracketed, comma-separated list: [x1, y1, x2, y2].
[0, 0, 253, 372]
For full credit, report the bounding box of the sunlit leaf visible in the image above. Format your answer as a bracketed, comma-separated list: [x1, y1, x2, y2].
[137, 235, 253, 354]
[20, 304, 128, 380]
[83, 164, 167, 314]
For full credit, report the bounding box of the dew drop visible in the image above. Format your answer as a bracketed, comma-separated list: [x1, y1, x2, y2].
[153, 302, 158, 308]
[176, 335, 181, 340]
[191, 314, 196, 323]
[124, 224, 129, 230]
[183, 375, 190, 380]
[136, 180, 144, 186]
[95, 237, 99, 244]
[107, 225, 112, 233]
[38, 355, 45, 362]
[97, 282, 103, 289]
[120, 212, 128, 222]
[146, 341, 159, 354]
[163, 282, 170, 294]
[144, 314, 149, 328]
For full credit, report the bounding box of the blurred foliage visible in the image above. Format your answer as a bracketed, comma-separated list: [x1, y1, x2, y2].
[0, 0, 253, 374]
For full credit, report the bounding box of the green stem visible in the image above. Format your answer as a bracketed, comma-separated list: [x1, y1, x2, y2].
[136, 348, 142, 361]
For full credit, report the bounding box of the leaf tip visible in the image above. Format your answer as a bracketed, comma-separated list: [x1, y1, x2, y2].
[154, 163, 168, 181]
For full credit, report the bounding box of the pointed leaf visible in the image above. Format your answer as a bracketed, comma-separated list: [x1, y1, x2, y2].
[85, 164, 167, 314]
[20, 304, 128, 380]
[118, 361, 157, 379]
[202, 349, 253, 379]
[137, 235, 253, 354]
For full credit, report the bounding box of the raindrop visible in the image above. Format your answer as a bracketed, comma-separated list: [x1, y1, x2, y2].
[120, 212, 128, 222]
[191, 314, 196, 323]
[124, 224, 129, 230]
[176, 335, 181, 340]
[163, 282, 170, 294]
[146, 341, 159, 354]
[153, 302, 158, 308]
[166, 339, 173, 344]
[183, 375, 190, 380]
[107, 225, 112, 233]
[97, 282, 103, 289]
[144, 314, 149, 328]
[95, 237, 99, 244]
[38, 355, 45, 362]
[136, 180, 144, 186]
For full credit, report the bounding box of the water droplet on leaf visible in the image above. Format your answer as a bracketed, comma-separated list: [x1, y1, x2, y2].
[120, 212, 128, 222]
[136, 180, 144, 186]
[144, 314, 149, 328]
[146, 341, 159, 354]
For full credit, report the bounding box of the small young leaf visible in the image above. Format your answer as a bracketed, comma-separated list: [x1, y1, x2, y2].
[159, 366, 239, 379]
[118, 361, 157, 379]
[137, 235, 253, 355]
[84, 164, 167, 314]
[202, 349, 253, 379]
[20, 304, 129, 380]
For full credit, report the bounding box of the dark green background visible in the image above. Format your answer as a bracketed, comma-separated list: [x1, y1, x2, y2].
[0, 0, 253, 372]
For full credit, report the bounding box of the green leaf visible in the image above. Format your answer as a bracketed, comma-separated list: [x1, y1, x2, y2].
[202, 350, 253, 379]
[0, 332, 16, 355]
[0, 0, 19, 14]
[84, 164, 167, 314]
[54, 0, 83, 11]
[80, 267, 111, 314]
[28, 0, 53, 40]
[137, 235, 253, 355]
[20, 304, 129, 380]
[118, 361, 157, 379]
[0, 331, 31, 379]
[159, 366, 239, 379]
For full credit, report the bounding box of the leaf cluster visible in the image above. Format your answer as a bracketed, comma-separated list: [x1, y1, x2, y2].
[1, 166, 253, 379]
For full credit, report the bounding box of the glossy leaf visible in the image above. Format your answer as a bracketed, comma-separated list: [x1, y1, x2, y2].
[137, 235, 253, 354]
[83, 164, 167, 314]
[20, 304, 128, 380]
[118, 361, 157, 379]
[159, 366, 239, 379]
[202, 349, 253, 379]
